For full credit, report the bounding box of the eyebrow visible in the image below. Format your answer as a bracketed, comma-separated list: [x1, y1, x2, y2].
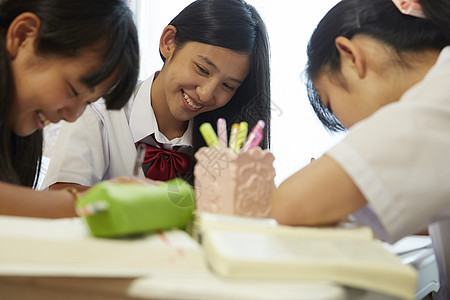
[197, 55, 244, 84]
[78, 79, 97, 94]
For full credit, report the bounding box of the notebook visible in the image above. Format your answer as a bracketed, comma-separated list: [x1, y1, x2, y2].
[196, 212, 418, 300]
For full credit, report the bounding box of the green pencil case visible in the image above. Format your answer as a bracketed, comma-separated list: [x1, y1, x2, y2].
[75, 178, 195, 238]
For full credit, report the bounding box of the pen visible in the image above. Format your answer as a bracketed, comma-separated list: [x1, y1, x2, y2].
[200, 122, 220, 147]
[133, 143, 146, 177]
[228, 123, 239, 150]
[241, 120, 265, 152]
[217, 118, 228, 148]
[76, 201, 109, 217]
[234, 121, 248, 152]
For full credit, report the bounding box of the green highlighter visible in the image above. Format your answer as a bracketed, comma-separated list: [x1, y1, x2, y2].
[75, 178, 195, 238]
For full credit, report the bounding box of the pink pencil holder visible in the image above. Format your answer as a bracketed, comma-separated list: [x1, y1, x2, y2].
[194, 147, 275, 218]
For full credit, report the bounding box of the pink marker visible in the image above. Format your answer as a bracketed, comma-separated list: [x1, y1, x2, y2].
[217, 118, 227, 148]
[241, 120, 265, 152]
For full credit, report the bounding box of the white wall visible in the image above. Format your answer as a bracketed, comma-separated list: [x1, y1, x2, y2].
[132, 0, 345, 185]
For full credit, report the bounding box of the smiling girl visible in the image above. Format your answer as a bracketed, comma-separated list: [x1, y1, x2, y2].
[0, 0, 139, 217]
[42, 0, 271, 191]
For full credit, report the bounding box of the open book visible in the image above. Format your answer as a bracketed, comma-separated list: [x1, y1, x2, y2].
[0, 216, 207, 277]
[0, 216, 349, 300]
[196, 213, 418, 300]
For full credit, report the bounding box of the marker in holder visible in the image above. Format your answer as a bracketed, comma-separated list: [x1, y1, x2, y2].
[234, 122, 248, 152]
[196, 118, 275, 218]
[200, 122, 220, 148]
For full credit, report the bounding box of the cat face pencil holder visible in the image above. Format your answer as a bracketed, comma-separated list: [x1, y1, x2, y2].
[194, 147, 275, 218]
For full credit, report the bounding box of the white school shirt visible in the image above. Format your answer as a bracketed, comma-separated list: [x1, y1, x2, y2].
[326, 47, 450, 295]
[41, 73, 193, 189]
[327, 46, 450, 243]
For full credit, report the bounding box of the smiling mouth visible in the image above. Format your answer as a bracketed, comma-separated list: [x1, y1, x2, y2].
[183, 91, 203, 110]
[38, 111, 51, 126]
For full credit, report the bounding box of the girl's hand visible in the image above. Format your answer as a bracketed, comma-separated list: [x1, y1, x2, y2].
[107, 176, 163, 186]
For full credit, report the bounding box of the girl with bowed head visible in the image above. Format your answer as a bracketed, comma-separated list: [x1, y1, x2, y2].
[271, 0, 450, 296]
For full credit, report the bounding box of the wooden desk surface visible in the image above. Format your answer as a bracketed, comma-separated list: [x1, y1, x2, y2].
[0, 276, 144, 300]
[0, 273, 349, 300]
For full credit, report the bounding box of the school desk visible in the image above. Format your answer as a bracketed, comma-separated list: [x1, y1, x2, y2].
[0, 216, 440, 300]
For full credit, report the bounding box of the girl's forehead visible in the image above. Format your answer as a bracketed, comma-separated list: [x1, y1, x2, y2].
[179, 41, 246, 55]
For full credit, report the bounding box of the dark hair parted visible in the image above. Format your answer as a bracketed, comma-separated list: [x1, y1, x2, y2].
[162, 0, 271, 151]
[306, 0, 450, 132]
[0, 0, 139, 187]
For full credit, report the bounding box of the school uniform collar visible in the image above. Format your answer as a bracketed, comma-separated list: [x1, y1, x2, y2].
[129, 72, 193, 146]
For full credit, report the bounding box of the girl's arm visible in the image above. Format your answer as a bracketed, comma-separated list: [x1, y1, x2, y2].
[48, 177, 161, 193]
[270, 154, 367, 226]
[0, 182, 77, 218]
[49, 182, 90, 193]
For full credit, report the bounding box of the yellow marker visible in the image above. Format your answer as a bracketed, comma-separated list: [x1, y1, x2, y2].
[199, 122, 220, 147]
[228, 123, 239, 150]
[234, 121, 248, 151]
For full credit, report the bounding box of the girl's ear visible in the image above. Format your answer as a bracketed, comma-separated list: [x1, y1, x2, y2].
[6, 12, 41, 59]
[335, 36, 366, 79]
[159, 25, 177, 60]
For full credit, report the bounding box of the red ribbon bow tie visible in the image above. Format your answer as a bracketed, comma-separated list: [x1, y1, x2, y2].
[140, 142, 192, 181]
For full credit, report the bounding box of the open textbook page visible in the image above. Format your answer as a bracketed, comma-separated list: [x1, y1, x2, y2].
[196, 213, 417, 300]
[0, 216, 207, 277]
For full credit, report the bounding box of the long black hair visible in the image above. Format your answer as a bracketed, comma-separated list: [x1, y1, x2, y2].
[306, 0, 450, 132]
[0, 0, 139, 187]
[162, 0, 271, 151]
